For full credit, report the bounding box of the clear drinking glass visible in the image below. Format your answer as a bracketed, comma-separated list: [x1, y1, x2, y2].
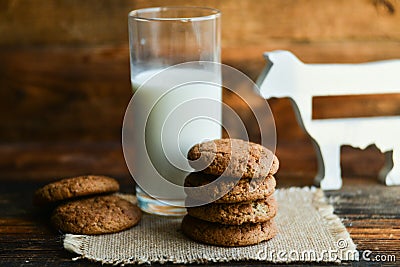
[128, 7, 221, 216]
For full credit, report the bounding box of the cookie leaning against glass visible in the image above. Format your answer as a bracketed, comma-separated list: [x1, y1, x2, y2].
[182, 138, 279, 247]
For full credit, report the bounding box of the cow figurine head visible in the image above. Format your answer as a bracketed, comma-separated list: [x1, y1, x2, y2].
[257, 50, 303, 99]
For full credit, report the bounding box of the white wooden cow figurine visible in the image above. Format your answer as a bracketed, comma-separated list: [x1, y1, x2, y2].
[257, 50, 400, 189]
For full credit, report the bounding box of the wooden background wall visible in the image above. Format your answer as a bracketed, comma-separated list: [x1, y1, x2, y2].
[1, 0, 400, 180]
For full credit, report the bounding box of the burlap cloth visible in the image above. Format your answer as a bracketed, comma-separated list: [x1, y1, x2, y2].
[64, 187, 358, 265]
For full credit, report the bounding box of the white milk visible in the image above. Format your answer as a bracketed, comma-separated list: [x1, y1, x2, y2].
[131, 67, 221, 199]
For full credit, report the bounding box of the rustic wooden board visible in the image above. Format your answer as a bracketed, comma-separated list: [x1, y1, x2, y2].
[0, 161, 399, 266]
[0, 141, 385, 186]
[1, 0, 399, 46]
[0, 46, 131, 141]
[2, 42, 400, 142]
[1, 1, 400, 144]
[326, 184, 400, 265]
[313, 94, 400, 119]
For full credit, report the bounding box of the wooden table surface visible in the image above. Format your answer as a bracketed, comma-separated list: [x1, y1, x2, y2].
[0, 142, 399, 266]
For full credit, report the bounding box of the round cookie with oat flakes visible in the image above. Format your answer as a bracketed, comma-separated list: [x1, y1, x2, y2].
[187, 138, 279, 179]
[184, 172, 276, 204]
[181, 215, 277, 247]
[51, 195, 141, 234]
[187, 197, 277, 225]
[34, 175, 120, 205]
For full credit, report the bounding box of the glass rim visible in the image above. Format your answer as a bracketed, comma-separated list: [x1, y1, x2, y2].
[128, 6, 220, 22]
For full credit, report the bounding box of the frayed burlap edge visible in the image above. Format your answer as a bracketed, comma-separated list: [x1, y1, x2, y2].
[311, 188, 358, 261]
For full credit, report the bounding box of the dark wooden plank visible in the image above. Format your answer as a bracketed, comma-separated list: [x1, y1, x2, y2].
[0, 141, 387, 182]
[325, 185, 400, 266]
[2, 42, 400, 143]
[0, 46, 131, 142]
[0, 0, 399, 46]
[313, 94, 400, 119]
[0, 142, 129, 181]
[0, 143, 395, 266]
[222, 42, 400, 81]
[1, 179, 399, 266]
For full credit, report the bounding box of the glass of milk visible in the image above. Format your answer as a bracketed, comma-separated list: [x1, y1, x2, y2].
[127, 7, 221, 215]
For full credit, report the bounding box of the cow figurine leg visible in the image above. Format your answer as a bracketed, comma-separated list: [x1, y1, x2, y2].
[380, 148, 400, 186]
[314, 141, 342, 190]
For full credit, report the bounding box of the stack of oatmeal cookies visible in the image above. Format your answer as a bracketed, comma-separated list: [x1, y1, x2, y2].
[182, 138, 279, 247]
